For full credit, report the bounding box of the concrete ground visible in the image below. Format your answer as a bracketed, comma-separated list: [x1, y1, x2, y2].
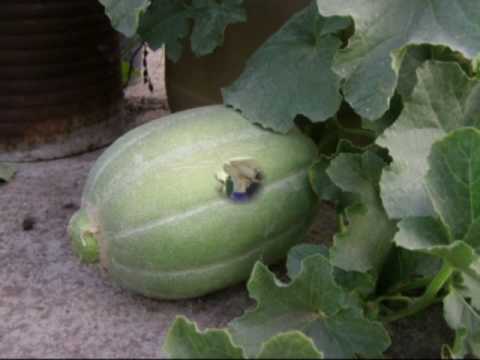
[0, 50, 452, 358]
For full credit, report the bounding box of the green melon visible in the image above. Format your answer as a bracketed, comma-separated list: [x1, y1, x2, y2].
[68, 105, 319, 299]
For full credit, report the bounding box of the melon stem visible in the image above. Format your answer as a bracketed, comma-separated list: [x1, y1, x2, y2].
[68, 209, 100, 263]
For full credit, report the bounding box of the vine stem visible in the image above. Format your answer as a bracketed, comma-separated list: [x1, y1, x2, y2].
[381, 263, 454, 323]
[384, 276, 434, 295]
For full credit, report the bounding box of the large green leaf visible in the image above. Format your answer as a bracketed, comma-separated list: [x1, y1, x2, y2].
[109, 0, 245, 61]
[394, 217, 477, 272]
[426, 128, 480, 244]
[377, 62, 480, 220]
[393, 129, 480, 263]
[163, 317, 323, 359]
[393, 127, 480, 270]
[0, 163, 15, 183]
[287, 244, 376, 298]
[286, 244, 329, 278]
[392, 129, 480, 340]
[257, 332, 323, 359]
[396, 45, 473, 101]
[326, 151, 396, 273]
[223, 3, 350, 133]
[138, 0, 190, 61]
[316, 0, 480, 121]
[163, 316, 244, 359]
[444, 289, 480, 358]
[190, 0, 246, 57]
[229, 256, 390, 359]
[309, 140, 366, 211]
[99, 0, 151, 37]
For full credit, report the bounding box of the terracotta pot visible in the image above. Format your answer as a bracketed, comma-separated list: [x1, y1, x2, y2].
[165, 0, 310, 112]
[0, 0, 124, 161]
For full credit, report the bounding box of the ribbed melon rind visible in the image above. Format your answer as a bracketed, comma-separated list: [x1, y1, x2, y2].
[74, 105, 319, 299]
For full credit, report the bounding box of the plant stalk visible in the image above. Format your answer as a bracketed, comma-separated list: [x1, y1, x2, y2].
[381, 263, 454, 323]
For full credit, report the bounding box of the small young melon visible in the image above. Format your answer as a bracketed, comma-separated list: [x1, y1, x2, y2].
[68, 105, 319, 299]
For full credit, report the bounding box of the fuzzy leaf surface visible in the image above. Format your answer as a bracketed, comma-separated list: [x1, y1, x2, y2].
[392, 129, 480, 291]
[326, 151, 396, 273]
[257, 331, 324, 359]
[316, 0, 480, 120]
[163, 316, 244, 359]
[395, 218, 477, 271]
[377, 62, 480, 220]
[229, 256, 390, 359]
[138, 0, 190, 61]
[223, 3, 350, 133]
[99, 0, 151, 37]
[287, 244, 376, 298]
[190, 0, 246, 56]
[426, 128, 480, 244]
[392, 129, 480, 269]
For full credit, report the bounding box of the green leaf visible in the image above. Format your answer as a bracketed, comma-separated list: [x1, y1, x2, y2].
[229, 256, 390, 359]
[138, 0, 190, 61]
[0, 163, 16, 183]
[362, 93, 403, 136]
[309, 140, 365, 210]
[377, 245, 442, 294]
[394, 217, 451, 253]
[426, 128, 480, 244]
[309, 157, 345, 204]
[99, 0, 151, 38]
[444, 289, 480, 358]
[327, 151, 397, 273]
[394, 216, 480, 275]
[377, 61, 480, 220]
[397, 45, 473, 101]
[286, 244, 329, 279]
[163, 318, 324, 360]
[190, 0, 246, 57]
[257, 332, 323, 359]
[316, 0, 480, 120]
[223, 3, 350, 133]
[396, 221, 474, 266]
[163, 316, 244, 359]
[287, 244, 376, 299]
[391, 129, 480, 291]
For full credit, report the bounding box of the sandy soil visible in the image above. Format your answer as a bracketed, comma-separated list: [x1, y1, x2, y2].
[0, 49, 452, 358]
